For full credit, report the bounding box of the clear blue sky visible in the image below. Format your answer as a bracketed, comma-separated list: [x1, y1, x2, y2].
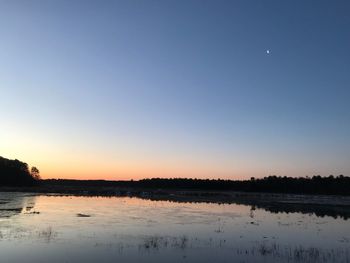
[0, 0, 349, 179]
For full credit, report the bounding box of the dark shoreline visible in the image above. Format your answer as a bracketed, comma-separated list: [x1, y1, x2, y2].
[41, 176, 350, 196]
[1, 176, 350, 220]
[1, 184, 350, 219]
[1, 184, 350, 205]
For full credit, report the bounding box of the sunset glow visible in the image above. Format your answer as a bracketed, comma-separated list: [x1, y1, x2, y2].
[1, 1, 349, 180]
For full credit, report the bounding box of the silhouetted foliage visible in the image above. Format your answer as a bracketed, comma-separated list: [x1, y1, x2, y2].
[0, 156, 40, 186]
[31, 166, 41, 180]
[43, 174, 350, 195]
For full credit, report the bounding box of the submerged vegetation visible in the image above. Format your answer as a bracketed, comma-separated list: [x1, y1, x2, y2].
[38, 226, 56, 243]
[0, 156, 40, 186]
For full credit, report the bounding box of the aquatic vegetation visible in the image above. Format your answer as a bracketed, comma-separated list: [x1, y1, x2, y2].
[142, 236, 163, 250]
[0, 208, 22, 212]
[25, 211, 40, 215]
[258, 243, 274, 255]
[38, 227, 56, 242]
[246, 242, 350, 263]
[140, 235, 189, 251]
[179, 235, 188, 249]
[77, 213, 91, 217]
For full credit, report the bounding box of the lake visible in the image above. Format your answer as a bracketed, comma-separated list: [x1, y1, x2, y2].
[0, 192, 349, 262]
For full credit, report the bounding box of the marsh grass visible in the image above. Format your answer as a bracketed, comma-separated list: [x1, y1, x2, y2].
[140, 235, 189, 251]
[38, 226, 56, 242]
[24, 211, 40, 215]
[247, 242, 350, 263]
[138, 235, 349, 262]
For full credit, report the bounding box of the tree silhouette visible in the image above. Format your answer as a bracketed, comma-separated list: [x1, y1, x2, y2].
[0, 156, 40, 186]
[31, 166, 41, 180]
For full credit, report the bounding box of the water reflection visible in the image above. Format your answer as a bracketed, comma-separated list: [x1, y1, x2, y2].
[0, 193, 349, 263]
[0, 193, 37, 218]
[254, 202, 350, 220]
[141, 195, 350, 220]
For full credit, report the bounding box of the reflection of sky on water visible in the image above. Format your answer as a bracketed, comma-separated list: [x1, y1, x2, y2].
[0, 193, 37, 218]
[0, 193, 349, 263]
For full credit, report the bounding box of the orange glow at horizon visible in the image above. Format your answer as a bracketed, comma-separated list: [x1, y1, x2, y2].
[38, 159, 254, 181]
[1, 148, 257, 181]
[3, 124, 334, 181]
[0, 130, 259, 180]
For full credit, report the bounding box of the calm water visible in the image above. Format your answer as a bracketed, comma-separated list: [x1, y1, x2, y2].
[0, 192, 349, 263]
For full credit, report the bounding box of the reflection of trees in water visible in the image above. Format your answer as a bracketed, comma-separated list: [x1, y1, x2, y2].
[1, 192, 348, 220]
[250, 205, 256, 219]
[0, 193, 37, 218]
[254, 203, 350, 220]
[237, 201, 350, 220]
[142, 196, 350, 220]
[244, 202, 349, 220]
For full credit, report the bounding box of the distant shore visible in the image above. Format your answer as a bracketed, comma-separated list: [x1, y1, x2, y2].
[1, 176, 350, 219]
[1, 184, 350, 204]
[1, 183, 350, 219]
[1, 176, 350, 206]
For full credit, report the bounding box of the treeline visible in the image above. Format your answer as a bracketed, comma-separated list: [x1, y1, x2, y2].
[138, 176, 350, 195]
[44, 175, 350, 195]
[0, 156, 40, 186]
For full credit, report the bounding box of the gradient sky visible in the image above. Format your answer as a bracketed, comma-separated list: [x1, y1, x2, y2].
[1, 0, 349, 180]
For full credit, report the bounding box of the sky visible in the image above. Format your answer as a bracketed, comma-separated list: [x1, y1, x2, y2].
[0, 0, 349, 180]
